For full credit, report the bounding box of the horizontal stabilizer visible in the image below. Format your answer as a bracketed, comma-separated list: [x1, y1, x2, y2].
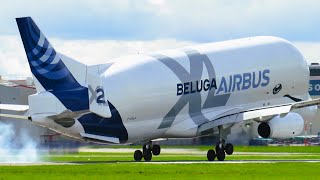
[80, 133, 119, 144]
[0, 113, 29, 120]
[0, 104, 29, 111]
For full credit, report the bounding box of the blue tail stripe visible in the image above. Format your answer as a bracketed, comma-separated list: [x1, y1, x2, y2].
[16, 17, 89, 111]
[27, 50, 57, 69]
[16, 17, 80, 90]
[27, 21, 41, 45]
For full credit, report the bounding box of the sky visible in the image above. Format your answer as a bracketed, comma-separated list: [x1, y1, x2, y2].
[1, 0, 320, 77]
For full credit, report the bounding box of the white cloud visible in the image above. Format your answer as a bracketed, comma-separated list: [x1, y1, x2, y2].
[295, 42, 320, 64]
[52, 38, 195, 65]
[0, 36, 29, 77]
[0, 1, 319, 77]
[0, 35, 195, 77]
[146, 0, 173, 15]
[0, 0, 320, 41]
[0, 35, 319, 78]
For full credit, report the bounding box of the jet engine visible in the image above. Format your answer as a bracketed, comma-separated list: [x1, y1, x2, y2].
[257, 112, 304, 139]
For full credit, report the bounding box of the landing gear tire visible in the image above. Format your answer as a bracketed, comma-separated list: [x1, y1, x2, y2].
[136, 142, 160, 161]
[134, 150, 143, 161]
[215, 143, 225, 161]
[216, 151, 225, 161]
[152, 145, 161, 156]
[143, 149, 152, 162]
[207, 149, 216, 161]
[225, 143, 234, 155]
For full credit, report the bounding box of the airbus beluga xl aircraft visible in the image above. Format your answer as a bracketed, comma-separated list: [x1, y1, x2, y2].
[0, 17, 319, 161]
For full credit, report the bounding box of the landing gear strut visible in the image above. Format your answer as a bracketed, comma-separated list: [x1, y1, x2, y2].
[143, 145, 152, 161]
[134, 142, 161, 162]
[215, 139, 226, 161]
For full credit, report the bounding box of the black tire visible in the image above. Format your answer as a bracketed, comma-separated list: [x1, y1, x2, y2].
[225, 143, 234, 155]
[152, 145, 161, 156]
[134, 150, 143, 161]
[215, 143, 224, 153]
[207, 149, 216, 161]
[143, 150, 152, 161]
[216, 150, 225, 161]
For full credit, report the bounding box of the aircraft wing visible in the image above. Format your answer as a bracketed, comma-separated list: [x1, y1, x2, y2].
[198, 98, 320, 134]
[242, 98, 320, 121]
[0, 104, 29, 120]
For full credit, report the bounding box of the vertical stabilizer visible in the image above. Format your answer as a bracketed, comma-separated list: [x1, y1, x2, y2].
[16, 17, 81, 92]
[16, 17, 89, 111]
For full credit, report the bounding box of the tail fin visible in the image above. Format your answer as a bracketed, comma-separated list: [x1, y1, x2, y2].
[16, 17, 81, 92]
[16, 17, 89, 112]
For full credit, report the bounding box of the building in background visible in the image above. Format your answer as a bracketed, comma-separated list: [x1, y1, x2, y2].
[308, 63, 320, 136]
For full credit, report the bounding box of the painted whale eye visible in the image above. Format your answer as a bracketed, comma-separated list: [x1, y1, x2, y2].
[273, 84, 282, 94]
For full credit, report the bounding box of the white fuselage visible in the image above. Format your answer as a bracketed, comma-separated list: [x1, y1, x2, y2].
[28, 36, 311, 144]
[15, 17, 313, 145]
[92, 36, 309, 143]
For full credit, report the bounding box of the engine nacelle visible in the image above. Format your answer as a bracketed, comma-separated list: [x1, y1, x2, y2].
[257, 112, 304, 139]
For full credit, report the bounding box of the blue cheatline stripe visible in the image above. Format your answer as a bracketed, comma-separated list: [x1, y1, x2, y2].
[16, 17, 89, 111]
[78, 101, 128, 143]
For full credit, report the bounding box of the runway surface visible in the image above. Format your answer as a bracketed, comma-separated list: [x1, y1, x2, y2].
[79, 147, 320, 155]
[1, 159, 320, 166]
[1, 148, 320, 166]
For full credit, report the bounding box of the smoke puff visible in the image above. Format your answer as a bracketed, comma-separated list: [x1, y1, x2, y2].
[0, 121, 40, 163]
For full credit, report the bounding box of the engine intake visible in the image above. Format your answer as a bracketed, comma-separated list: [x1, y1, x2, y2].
[257, 112, 304, 139]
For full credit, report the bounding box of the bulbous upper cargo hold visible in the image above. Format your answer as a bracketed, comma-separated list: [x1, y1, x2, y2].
[104, 36, 309, 108]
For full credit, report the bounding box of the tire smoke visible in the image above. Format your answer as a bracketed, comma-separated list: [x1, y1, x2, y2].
[0, 121, 40, 163]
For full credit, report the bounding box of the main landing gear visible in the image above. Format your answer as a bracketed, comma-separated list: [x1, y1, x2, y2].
[134, 142, 161, 162]
[207, 139, 234, 161]
[207, 126, 234, 161]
